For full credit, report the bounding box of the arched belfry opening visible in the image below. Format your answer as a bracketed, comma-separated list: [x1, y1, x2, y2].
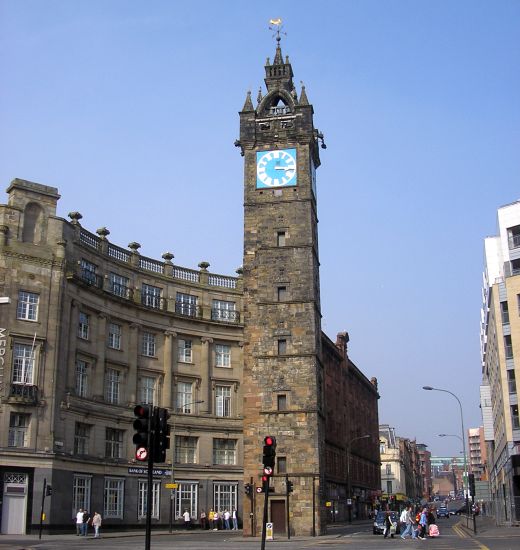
[22, 202, 43, 243]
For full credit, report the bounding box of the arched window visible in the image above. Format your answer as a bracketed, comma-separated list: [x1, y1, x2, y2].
[22, 203, 43, 243]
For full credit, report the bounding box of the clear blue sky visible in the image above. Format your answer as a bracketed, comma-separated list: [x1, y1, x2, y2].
[1, 0, 519, 457]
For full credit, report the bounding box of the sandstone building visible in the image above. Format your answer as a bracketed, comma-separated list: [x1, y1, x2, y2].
[0, 41, 380, 535]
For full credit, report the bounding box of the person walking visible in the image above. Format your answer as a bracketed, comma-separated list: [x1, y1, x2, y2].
[183, 509, 191, 529]
[208, 509, 215, 530]
[223, 509, 230, 530]
[81, 509, 90, 537]
[232, 508, 238, 530]
[383, 511, 394, 538]
[400, 506, 414, 539]
[418, 507, 428, 540]
[92, 512, 102, 538]
[75, 508, 83, 536]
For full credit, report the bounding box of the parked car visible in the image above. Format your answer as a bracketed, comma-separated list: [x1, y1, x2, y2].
[436, 506, 449, 518]
[373, 511, 400, 535]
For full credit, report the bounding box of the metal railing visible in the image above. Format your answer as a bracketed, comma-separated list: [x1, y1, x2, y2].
[108, 244, 131, 263]
[79, 229, 100, 250]
[175, 302, 201, 318]
[10, 383, 38, 402]
[211, 308, 240, 323]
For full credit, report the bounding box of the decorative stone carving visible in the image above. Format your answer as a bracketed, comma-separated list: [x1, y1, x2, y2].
[96, 227, 110, 239]
[68, 212, 83, 224]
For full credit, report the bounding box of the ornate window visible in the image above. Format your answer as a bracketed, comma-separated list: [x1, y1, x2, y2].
[176, 382, 194, 413]
[12, 343, 34, 384]
[138, 480, 160, 519]
[104, 477, 124, 518]
[213, 439, 237, 465]
[78, 312, 90, 340]
[105, 428, 124, 459]
[175, 436, 198, 464]
[76, 359, 89, 397]
[215, 344, 231, 367]
[141, 332, 156, 357]
[73, 475, 91, 513]
[8, 413, 30, 447]
[74, 422, 91, 455]
[17, 291, 39, 321]
[215, 385, 232, 417]
[178, 339, 193, 363]
[105, 368, 121, 404]
[108, 323, 122, 350]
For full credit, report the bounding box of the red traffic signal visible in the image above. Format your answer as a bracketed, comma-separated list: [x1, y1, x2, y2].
[262, 435, 277, 470]
[133, 404, 152, 448]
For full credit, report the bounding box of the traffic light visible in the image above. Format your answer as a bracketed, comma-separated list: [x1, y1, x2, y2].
[468, 473, 475, 496]
[46, 485, 53, 496]
[133, 404, 152, 460]
[153, 407, 171, 463]
[287, 480, 294, 494]
[245, 483, 252, 496]
[262, 435, 277, 472]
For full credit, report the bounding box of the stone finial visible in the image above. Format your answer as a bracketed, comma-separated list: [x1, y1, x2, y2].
[96, 227, 110, 239]
[198, 261, 210, 271]
[236, 266, 243, 276]
[299, 82, 309, 106]
[128, 242, 141, 253]
[370, 377, 379, 390]
[68, 212, 83, 225]
[257, 87, 263, 104]
[242, 90, 254, 112]
[266, 57, 270, 66]
[162, 252, 174, 264]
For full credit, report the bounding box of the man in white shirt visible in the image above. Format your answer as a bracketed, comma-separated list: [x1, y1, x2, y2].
[75, 509, 83, 536]
[183, 509, 191, 529]
[400, 506, 414, 539]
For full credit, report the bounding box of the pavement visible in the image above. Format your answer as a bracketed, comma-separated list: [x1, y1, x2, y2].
[457, 514, 520, 539]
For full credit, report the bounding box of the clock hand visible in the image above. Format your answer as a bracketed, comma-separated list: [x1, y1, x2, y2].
[274, 166, 295, 171]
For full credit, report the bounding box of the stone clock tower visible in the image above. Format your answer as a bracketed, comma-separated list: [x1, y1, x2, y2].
[237, 37, 327, 536]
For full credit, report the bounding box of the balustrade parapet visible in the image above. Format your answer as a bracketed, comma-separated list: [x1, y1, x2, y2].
[73, 221, 239, 289]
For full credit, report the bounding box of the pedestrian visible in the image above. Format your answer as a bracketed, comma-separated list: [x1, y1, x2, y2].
[200, 509, 207, 530]
[213, 510, 220, 530]
[82, 509, 90, 536]
[75, 508, 83, 536]
[418, 507, 428, 540]
[400, 505, 414, 539]
[232, 508, 238, 530]
[208, 509, 215, 530]
[383, 511, 394, 538]
[183, 509, 191, 529]
[223, 509, 230, 529]
[92, 512, 102, 538]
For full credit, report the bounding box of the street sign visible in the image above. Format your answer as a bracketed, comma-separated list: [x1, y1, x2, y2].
[326, 501, 332, 507]
[165, 483, 178, 489]
[256, 486, 263, 493]
[263, 466, 273, 476]
[136, 447, 148, 461]
[266, 522, 274, 541]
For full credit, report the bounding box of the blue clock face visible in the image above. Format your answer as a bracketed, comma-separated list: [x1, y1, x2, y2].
[256, 148, 297, 189]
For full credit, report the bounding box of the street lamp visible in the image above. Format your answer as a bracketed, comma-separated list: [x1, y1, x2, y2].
[423, 386, 469, 513]
[169, 399, 204, 533]
[346, 434, 371, 523]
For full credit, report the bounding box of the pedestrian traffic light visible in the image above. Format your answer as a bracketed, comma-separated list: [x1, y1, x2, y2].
[262, 435, 277, 470]
[245, 483, 252, 496]
[468, 473, 475, 496]
[46, 485, 53, 496]
[133, 404, 152, 459]
[153, 407, 171, 463]
[287, 480, 294, 494]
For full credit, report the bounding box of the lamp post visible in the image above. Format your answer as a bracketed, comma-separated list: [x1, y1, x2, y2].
[346, 434, 371, 523]
[423, 386, 469, 514]
[169, 399, 204, 533]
